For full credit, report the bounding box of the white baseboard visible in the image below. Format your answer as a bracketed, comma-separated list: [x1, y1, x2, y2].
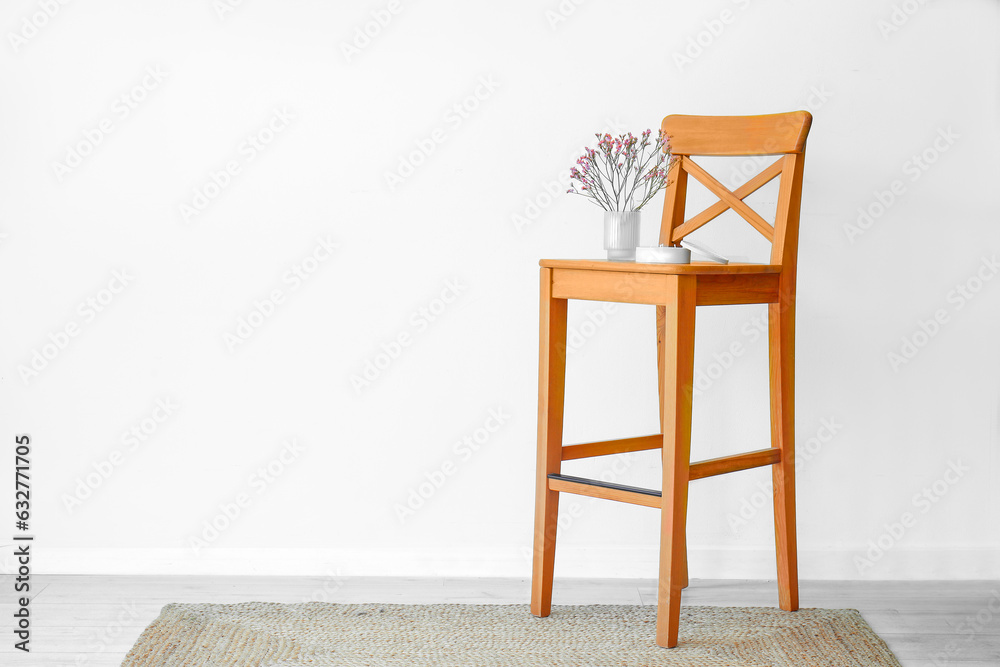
[16, 545, 1000, 580]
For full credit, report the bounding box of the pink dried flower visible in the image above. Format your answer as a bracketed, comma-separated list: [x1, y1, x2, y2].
[566, 128, 673, 211]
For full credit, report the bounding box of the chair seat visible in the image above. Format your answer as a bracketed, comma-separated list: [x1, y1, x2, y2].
[539, 259, 783, 307]
[539, 259, 782, 275]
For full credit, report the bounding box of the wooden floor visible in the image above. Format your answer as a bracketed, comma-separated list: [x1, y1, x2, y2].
[1, 576, 997, 665]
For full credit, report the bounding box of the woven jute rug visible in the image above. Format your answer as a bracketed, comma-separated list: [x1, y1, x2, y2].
[121, 602, 902, 666]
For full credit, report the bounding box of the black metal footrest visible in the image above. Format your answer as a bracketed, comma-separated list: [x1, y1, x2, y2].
[547, 473, 661, 498]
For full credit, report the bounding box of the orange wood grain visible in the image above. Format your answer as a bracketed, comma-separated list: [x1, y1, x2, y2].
[689, 448, 782, 481]
[662, 111, 811, 156]
[561, 434, 663, 461]
[547, 477, 662, 510]
[656, 275, 696, 648]
[530, 268, 567, 618]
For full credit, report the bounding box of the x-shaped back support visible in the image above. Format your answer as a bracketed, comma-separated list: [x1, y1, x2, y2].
[667, 155, 785, 244]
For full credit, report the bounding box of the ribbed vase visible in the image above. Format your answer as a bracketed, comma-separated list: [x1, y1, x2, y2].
[603, 211, 641, 261]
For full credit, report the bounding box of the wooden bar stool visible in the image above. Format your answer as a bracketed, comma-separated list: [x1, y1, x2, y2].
[530, 111, 812, 648]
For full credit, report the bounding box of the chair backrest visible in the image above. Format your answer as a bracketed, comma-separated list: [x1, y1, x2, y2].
[658, 112, 812, 271]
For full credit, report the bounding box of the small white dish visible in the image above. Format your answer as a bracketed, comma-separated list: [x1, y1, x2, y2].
[635, 246, 691, 264]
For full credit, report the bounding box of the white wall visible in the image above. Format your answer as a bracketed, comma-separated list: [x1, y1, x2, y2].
[1, 0, 998, 581]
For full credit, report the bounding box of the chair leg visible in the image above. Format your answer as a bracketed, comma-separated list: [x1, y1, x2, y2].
[769, 299, 799, 611]
[657, 305, 689, 591]
[531, 268, 568, 617]
[656, 277, 696, 648]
